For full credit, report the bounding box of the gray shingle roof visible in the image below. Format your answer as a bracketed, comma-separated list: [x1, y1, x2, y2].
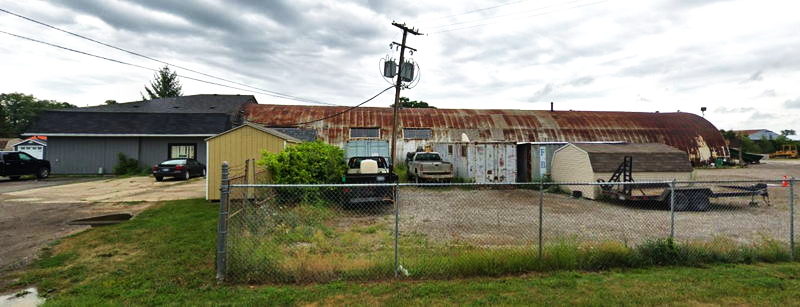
[571, 143, 693, 173]
[26, 112, 231, 135]
[269, 127, 317, 142]
[68, 94, 255, 116]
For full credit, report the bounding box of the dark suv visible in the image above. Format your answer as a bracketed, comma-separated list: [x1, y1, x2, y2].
[0, 151, 51, 180]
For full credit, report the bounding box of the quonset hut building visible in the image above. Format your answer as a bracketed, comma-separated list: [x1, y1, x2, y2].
[245, 104, 728, 182]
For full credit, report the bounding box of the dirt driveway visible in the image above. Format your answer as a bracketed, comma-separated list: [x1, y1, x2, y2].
[0, 176, 205, 271]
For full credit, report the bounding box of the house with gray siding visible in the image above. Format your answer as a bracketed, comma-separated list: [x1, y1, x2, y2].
[734, 129, 781, 141]
[23, 95, 255, 174]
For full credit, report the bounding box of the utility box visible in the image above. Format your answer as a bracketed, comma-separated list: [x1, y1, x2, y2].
[383, 60, 397, 78]
[400, 61, 415, 82]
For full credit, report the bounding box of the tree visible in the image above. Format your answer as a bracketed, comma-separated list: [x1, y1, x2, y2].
[781, 129, 796, 136]
[257, 141, 346, 184]
[104, 99, 118, 105]
[391, 97, 435, 108]
[143, 66, 183, 100]
[0, 93, 76, 137]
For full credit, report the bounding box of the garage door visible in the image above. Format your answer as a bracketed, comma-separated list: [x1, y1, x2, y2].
[18, 146, 44, 160]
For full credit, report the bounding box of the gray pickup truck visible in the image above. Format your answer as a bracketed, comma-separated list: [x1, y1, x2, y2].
[406, 152, 453, 182]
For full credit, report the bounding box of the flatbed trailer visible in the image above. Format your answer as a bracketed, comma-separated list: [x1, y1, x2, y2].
[597, 156, 769, 211]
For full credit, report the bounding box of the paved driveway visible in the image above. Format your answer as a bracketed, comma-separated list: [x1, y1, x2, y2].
[0, 176, 206, 272]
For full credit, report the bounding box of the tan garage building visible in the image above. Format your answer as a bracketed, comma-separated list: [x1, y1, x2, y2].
[551, 143, 694, 199]
[205, 123, 302, 200]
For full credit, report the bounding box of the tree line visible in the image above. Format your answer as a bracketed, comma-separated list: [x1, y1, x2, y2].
[719, 129, 798, 154]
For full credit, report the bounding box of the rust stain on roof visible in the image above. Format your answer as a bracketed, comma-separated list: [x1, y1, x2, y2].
[244, 104, 727, 165]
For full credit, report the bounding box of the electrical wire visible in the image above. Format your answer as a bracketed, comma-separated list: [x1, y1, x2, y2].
[0, 29, 339, 104]
[290, 85, 395, 126]
[0, 8, 335, 106]
[416, 0, 535, 26]
[431, 0, 608, 34]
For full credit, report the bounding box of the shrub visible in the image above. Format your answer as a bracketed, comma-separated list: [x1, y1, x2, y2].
[113, 153, 144, 175]
[257, 141, 346, 184]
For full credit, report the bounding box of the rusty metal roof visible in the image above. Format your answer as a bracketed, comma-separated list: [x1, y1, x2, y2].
[243, 104, 727, 164]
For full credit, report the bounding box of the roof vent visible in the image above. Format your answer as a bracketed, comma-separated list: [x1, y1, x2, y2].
[209, 106, 216, 109]
[173, 106, 180, 109]
[132, 105, 140, 108]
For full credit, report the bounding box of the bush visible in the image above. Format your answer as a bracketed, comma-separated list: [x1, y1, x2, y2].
[113, 153, 145, 175]
[257, 141, 346, 184]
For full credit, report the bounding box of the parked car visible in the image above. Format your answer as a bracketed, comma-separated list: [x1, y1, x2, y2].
[0, 151, 51, 180]
[341, 156, 397, 205]
[407, 152, 453, 182]
[151, 158, 205, 181]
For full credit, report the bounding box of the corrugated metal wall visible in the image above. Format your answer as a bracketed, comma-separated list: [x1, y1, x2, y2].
[433, 142, 516, 183]
[206, 125, 292, 200]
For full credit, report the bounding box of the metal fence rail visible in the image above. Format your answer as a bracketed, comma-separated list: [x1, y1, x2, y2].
[215, 174, 797, 283]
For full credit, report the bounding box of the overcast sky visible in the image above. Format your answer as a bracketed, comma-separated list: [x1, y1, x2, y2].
[1, 0, 798, 133]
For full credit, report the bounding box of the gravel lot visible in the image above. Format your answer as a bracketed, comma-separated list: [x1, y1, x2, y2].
[347, 161, 796, 248]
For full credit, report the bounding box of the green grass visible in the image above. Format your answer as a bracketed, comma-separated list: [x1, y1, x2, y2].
[4, 199, 800, 305]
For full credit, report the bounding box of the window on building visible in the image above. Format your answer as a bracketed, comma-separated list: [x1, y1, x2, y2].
[350, 128, 380, 138]
[169, 144, 197, 159]
[448, 145, 453, 155]
[460, 146, 468, 157]
[403, 128, 432, 139]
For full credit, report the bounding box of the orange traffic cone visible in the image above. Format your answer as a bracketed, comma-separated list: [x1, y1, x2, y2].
[782, 176, 789, 187]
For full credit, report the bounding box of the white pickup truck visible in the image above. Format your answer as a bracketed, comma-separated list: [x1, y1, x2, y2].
[406, 152, 453, 182]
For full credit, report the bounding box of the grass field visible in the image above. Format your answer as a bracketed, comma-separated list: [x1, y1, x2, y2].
[2, 199, 800, 306]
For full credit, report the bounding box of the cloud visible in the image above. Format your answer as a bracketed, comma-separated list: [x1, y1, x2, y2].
[713, 107, 755, 113]
[785, 97, 800, 109]
[746, 70, 763, 82]
[567, 76, 594, 87]
[759, 89, 776, 97]
[527, 84, 554, 103]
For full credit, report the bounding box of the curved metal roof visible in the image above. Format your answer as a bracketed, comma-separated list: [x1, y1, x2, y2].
[244, 104, 727, 164]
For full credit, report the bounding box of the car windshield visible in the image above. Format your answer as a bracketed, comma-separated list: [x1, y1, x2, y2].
[349, 157, 387, 168]
[160, 159, 187, 165]
[415, 153, 442, 161]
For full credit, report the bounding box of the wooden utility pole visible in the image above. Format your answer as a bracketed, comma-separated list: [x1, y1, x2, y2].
[389, 22, 422, 168]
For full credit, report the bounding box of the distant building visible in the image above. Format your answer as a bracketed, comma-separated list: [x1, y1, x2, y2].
[734, 129, 781, 141]
[12, 137, 47, 159]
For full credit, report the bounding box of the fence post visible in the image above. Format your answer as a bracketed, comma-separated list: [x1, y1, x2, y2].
[394, 182, 400, 277]
[215, 162, 230, 282]
[669, 179, 676, 240]
[538, 179, 544, 259]
[790, 177, 795, 261]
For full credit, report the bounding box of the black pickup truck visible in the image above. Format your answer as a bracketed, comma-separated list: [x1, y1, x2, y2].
[341, 156, 397, 205]
[0, 151, 51, 180]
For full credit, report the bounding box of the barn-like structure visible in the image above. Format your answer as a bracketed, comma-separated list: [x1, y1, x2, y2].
[244, 104, 728, 167]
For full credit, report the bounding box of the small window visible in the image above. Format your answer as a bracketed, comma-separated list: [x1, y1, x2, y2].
[448, 145, 453, 155]
[168, 144, 197, 159]
[460, 146, 467, 157]
[403, 128, 432, 140]
[350, 128, 380, 138]
[19, 153, 33, 161]
[3, 153, 20, 161]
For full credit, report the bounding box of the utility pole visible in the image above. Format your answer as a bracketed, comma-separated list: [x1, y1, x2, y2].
[389, 21, 422, 168]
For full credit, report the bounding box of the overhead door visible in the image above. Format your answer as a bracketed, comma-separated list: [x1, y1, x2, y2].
[345, 140, 391, 164]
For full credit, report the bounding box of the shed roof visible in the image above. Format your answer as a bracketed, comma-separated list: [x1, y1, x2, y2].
[205, 122, 302, 143]
[568, 143, 693, 173]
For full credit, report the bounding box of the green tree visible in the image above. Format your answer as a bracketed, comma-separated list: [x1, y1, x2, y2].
[143, 66, 183, 100]
[781, 129, 796, 136]
[104, 99, 118, 105]
[0, 93, 76, 137]
[758, 136, 775, 153]
[392, 97, 435, 108]
[257, 141, 346, 184]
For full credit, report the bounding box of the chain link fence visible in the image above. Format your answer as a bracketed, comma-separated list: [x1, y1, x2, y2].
[215, 164, 797, 283]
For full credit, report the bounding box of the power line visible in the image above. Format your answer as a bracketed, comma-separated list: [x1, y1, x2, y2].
[0, 29, 337, 104]
[431, 0, 608, 34]
[0, 7, 334, 106]
[290, 85, 395, 126]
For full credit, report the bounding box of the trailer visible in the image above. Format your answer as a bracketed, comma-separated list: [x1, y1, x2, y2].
[597, 156, 769, 211]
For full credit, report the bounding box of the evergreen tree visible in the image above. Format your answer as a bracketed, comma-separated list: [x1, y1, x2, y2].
[143, 66, 183, 100]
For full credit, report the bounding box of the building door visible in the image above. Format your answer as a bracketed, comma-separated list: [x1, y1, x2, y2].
[17, 145, 44, 159]
[168, 144, 197, 159]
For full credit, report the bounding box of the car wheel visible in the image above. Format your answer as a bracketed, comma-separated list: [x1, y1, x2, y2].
[155, 176, 163, 182]
[9, 176, 20, 181]
[183, 171, 190, 180]
[36, 167, 50, 179]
